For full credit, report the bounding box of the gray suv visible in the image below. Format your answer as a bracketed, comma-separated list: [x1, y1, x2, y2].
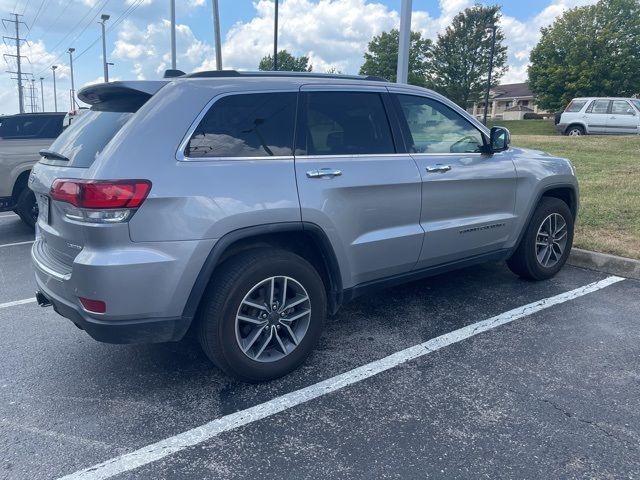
[30, 71, 578, 382]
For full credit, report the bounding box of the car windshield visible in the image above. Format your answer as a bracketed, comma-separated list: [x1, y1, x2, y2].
[631, 99, 640, 112]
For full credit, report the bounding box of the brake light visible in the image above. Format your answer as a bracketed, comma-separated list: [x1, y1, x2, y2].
[51, 179, 151, 209]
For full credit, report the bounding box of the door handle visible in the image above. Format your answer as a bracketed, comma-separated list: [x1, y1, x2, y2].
[425, 165, 451, 174]
[306, 168, 342, 179]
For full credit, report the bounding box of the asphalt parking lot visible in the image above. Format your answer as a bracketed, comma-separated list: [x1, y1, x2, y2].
[1, 211, 640, 480]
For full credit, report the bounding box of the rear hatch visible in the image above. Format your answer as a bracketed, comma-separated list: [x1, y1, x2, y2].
[29, 81, 166, 273]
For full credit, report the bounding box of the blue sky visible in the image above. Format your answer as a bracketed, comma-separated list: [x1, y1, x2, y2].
[0, 0, 597, 114]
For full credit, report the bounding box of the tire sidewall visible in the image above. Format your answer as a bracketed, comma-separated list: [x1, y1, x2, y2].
[523, 199, 574, 280]
[209, 253, 326, 381]
[16, 188, 37, 229]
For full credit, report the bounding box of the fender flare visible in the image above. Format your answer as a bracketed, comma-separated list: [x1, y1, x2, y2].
[181, 222, 343, 322]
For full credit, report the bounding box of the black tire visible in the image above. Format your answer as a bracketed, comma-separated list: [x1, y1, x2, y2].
[565, 125, 585, 136]
[197, 248, 326, 382]
[507, 197, 574, 281]
[16, 187, 38, 229]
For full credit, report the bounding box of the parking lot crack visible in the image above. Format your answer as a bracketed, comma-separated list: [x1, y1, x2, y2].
[500, 386, 637, 450]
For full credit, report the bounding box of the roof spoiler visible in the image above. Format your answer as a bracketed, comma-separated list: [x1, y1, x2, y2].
[78, 81, 168, 105]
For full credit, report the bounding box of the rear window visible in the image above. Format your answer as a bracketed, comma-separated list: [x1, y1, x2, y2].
[44, 110, 133, 167]
[564, 100, 587, 113]
[0, 114, 63, 139]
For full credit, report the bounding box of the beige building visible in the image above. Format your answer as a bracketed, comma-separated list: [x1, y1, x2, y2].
[468, 82, 550, 120]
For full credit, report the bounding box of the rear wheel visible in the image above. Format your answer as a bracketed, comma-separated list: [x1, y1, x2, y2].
[507, 197, 574, 280]
[198, 248, 326, 382]
[566, 125, 585, 136]
[16, 188, 38, 229]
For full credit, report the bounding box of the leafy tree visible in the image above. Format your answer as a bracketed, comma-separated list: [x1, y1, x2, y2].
[528, 0, 640, 111]
[258, 50, 312, 72]
[428, 5, 508, 108]
[359, 30, 431, 86]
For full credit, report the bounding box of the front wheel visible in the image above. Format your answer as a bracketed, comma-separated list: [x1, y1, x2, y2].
[198, 248, 326, 382]
[507, 197, 574, 280]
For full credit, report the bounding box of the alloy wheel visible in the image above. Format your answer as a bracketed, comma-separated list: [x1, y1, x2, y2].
[535, 213, 568, 268]
[235, 276, 311, 363]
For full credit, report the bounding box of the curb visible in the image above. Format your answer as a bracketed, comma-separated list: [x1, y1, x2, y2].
[568, 248, 640, 280]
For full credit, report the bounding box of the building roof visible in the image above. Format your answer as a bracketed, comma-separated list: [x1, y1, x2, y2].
[504, 105, 534, 112]
[491, 82, 533, 100]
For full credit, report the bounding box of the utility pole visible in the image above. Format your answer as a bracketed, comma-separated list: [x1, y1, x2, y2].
[2, 13, 28, 113]
[100, 14, 110, 82]
[40, 77, 44, 111]
[273, 0, 278, 70]
[170, 0, 176, 69]
[30, 78, 36, 112]
[68, 47, 76, 110]
[212, 0, 222, 70]
[51, 65, 58, 112]
[482, 24, 497, 125]
[397, 0, 412, 84]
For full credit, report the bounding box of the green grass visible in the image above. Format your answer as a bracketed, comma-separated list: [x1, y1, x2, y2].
[512, 135, 640, 259]
[487, 119, 557, 136]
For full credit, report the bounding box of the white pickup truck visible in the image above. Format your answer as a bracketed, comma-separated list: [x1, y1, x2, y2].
[0, 113, 65, 227]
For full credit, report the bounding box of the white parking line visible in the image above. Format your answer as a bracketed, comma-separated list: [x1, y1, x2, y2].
[0, 298, 36, 309]
[57, 275, 625, 480]
[0, 240, 34, 248]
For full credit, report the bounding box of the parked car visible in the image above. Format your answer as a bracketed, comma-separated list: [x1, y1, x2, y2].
[30, 71, 579, 382]
[557, 97, 640, 135]
[0, 112, 65, 227]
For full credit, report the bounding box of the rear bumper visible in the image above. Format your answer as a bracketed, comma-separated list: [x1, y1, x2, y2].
[34, 278, 190, 344]
[556, 123, 567, 134]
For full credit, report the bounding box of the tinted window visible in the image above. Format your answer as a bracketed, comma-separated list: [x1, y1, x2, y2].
[611, 100, 634, 115]
[0, 114, 63, 139]
[565, 100, 587, 112]
[397, 95, 484, 154]
[632, 100, 640, 112]
[587, 100, 610, 114]
[46, 111, 133, 167]
[298, 91, 395, 156]
[187, 93, 296, 158]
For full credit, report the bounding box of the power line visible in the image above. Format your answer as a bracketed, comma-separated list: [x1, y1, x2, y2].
[27, 0, 48, 33]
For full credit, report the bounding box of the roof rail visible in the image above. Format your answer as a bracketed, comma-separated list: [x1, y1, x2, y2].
[180, 70, 389, 82]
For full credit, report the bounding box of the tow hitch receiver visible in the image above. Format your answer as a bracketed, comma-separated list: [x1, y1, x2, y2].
[36, 291, 52, 308]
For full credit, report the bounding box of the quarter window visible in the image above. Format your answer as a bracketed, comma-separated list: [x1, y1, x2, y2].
[611, 100, 634, 115]
[396, 95, 484, 154]
[186, 92, 297, 158]
[565, 100, 587, 112]
[297, 91, 395, 156]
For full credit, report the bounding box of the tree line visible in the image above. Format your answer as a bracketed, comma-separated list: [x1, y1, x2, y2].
[258, 0, 640, 111]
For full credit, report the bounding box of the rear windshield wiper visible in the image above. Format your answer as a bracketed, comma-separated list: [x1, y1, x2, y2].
[39, 149, 69, 162]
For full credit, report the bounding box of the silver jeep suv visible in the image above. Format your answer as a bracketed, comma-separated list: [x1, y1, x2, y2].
[30, 71, 578, 382]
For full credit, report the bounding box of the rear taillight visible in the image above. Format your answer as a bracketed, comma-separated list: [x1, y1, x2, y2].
[50, 179, 151, 223]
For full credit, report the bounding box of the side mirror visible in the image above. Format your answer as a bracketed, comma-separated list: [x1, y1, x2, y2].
[489, 126, 510, 153]
[627, 108, 636, 116]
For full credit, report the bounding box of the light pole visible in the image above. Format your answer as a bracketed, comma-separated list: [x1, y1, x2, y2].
[68, 47, 76, 110]
[31, 78, 36, 112]
[51, 65, 58, 112]
[100, 14, 110, 82]
[170, 0, 176, 69]
[106, 62, 114, 80]
[212, 0, 222, 70]
[397, 0, 412, 84]
[273, 0, 278, 70]
[482, 24, 497, 125]
[40, 77, 44, 112]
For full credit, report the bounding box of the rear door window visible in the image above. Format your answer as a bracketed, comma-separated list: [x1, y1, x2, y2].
[186, 92, 297, 158]
[565, 100, 587, 113]
[0, 115, 62, 139]
[587, 100, 611, 114]
[296, 91, 395, 156]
